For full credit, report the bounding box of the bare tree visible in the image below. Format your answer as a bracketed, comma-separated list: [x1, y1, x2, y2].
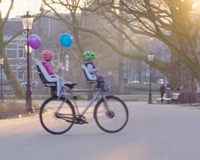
[0, 0, 25, 98]
[42, 0, 200, 102]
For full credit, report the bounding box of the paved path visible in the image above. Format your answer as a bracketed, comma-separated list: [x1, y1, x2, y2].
[0, 101, 200, 160]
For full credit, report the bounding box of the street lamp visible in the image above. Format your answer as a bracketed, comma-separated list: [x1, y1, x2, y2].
[22, 11, 34, 113]
[148, 53, 154, 104]
[0, 57, 4, 102]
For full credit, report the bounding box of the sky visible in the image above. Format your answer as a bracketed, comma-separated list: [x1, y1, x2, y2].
[2, 0, 199, 19]
[1, 0, 42, 18]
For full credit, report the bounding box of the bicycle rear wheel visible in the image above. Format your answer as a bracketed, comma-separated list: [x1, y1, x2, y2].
[39, 96, 75, 135]
[94, 95, 129, 133]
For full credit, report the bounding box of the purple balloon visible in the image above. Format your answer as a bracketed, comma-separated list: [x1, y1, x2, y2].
[27, 34, 41, 49]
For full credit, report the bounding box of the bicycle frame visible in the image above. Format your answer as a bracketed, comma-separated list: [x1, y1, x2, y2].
[58, 87, 108, 117]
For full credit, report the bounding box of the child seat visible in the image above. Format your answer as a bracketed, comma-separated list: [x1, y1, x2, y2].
[81, 64, 97, 82]
[35, 59, 61, 96]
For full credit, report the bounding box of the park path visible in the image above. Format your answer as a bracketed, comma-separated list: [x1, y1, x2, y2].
[0, 101, 200, 160]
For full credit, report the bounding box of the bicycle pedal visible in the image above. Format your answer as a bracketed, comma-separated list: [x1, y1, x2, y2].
[83, 120, 88, 124]
[79, 119, 89, 124]
[73, 116, 88, 124]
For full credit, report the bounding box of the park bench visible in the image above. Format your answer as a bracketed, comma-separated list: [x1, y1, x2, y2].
[171, 93, 180, 103]
[156, 93, 180, 104]
[156, 93, 171, 103]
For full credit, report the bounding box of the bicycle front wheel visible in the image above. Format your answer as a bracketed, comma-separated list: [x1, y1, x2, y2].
[94, 95, 129, 133]
[39, 96, 75, 135]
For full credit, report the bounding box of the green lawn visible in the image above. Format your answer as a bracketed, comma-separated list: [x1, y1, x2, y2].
[116, 94, 160, 101]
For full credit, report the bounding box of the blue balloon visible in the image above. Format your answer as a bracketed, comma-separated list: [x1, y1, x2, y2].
[59, 33, 73, 48]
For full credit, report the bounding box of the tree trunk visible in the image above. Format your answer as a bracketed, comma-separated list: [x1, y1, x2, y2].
[180, 63, 198, 103]
[0, 17, 25, 99]
[118, 56, 124, 93]
[86, 82, 93, 100]
[167, 51, 182, 89]
[167, 38, 198, 103]
[1, 53, 25, 99]
[180, 38, 198, 103]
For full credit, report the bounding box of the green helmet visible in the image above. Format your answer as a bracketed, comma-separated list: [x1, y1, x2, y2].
[83, 51, 96, 60]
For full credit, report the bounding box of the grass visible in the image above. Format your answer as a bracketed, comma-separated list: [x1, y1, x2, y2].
[0, 100, 40, 120]
[116, 94, 159, 101]
[124, 83, 161, 91]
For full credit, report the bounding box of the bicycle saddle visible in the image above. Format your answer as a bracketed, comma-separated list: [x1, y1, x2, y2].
[64, 83, 77, 89]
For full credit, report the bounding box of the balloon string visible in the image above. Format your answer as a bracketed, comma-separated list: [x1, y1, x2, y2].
[69, 48, 83, 64]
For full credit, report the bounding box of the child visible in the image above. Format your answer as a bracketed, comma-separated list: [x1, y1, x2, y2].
[41, 50, 56, 75]
[41, 50, 64, 96]
[83, 51, 106, 90]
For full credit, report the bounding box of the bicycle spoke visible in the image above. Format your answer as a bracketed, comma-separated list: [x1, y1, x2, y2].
[94, 96, 129, 133]
[39, 97, 75, 135]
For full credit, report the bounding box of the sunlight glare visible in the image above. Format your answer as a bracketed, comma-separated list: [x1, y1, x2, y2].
[1, 0, 42, 18]
[192, 2, 199, 9]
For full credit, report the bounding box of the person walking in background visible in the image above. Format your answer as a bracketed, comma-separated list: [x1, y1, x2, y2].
[160, 83, 166, 102]
[166, 83, 172, 98]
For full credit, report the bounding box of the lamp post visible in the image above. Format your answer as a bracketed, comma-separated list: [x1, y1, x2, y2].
[22, 11, 34, 113]
[0, 57, 4, 102]
[148, 53, 154, 104]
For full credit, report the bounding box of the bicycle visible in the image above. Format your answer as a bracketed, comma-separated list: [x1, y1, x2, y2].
[39, 83, 129, 135]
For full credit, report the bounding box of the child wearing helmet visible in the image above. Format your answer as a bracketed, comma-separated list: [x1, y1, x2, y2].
[83, 51, 105, 90]
[41, 50, 56, 75]
[41, 50, 65, 96]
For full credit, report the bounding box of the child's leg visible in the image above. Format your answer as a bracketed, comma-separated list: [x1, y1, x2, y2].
[96, 74, 104, 82]
[53, 75, 64, 96]
[50, 86, 56, 96]
[58, 77, 65, 94]
[96, 74, 105, 89]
